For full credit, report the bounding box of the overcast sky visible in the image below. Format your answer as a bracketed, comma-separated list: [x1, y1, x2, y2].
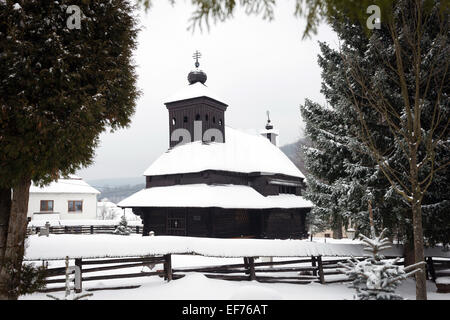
[76, 0, 339, 181]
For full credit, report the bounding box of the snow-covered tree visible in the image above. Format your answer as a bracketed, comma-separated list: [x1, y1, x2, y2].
[113, 215, 131, 235]
[0, 1, 139, 299]
[300, 1, 449, 260]
[339, 227, 425, 300]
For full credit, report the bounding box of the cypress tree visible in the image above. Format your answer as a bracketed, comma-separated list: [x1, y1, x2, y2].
[0, 0, 139, 299]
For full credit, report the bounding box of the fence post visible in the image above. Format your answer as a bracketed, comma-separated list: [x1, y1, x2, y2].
[426, 257, 436, 282]
[247, 257, 256, 281]
[163, 254, 172, 282]
[317, 255, 325, 284]
[311, 256, 317, 277]
[74, 258, 83, 293]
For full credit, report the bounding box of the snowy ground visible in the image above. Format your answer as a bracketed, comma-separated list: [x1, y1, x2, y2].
[19, 235, 450, 300]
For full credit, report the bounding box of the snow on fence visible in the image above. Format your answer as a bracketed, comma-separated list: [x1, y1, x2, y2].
[24, 234, 450, 261]
[26, 235, 450, 292]
[27, 224, 143, 236]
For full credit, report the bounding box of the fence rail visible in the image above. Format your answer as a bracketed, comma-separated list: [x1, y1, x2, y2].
[40, 254, 450, 293]
[27, 224, 143, 236]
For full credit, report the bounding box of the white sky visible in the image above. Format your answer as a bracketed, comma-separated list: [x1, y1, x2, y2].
[77, 0, 339, 181]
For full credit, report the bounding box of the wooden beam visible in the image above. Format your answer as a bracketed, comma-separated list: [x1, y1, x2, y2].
[317, 256, 325, 284]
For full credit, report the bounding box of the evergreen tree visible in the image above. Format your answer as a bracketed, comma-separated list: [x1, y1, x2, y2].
[300, 3, 449, 249]
[0, 0, 139, 299]
[339, 227, 425, 300]
[114, 215, 131, 235]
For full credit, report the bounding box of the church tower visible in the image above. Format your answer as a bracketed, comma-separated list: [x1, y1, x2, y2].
[165, 51, 228, 148]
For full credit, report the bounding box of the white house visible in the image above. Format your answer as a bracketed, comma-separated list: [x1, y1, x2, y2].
[28, 175, 100, 221]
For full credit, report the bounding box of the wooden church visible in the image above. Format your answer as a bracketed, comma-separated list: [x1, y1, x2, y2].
[118, 52, 312, 239]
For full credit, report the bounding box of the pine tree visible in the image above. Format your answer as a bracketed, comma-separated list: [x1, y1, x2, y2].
[339, 227, 425, 300]
[0, 0, 139, 299]
[114, 215, 131, 235]
[300, 3, 449, 250]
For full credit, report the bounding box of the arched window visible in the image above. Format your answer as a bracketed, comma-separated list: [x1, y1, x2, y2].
[212, 116, 216, 124]
[205, 114, 209, 121]
[171, 117, 176, 126]
[183, 116, 188, 123]
[195, 114, 201, 120]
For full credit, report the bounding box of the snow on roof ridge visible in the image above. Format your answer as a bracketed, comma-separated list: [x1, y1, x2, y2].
[143, 126, 305, 179]
[30, 177, 100, 194]
[118, 183, 312, 209]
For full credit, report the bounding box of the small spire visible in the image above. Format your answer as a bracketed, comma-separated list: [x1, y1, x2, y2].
[188, 50, 207, 85]
[193, 50, 201, 68]
[265, 110, 273, 130]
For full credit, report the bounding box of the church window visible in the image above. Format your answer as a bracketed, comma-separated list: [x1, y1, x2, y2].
[183, 116, 188, 123]
[212, 116, 216, 123]
[171, 117, 176, 125]
[205, 114, 209, 121]
[195, 114, 201, 120]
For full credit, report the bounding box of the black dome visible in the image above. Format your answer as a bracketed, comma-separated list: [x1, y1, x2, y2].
[188, 70, 207, 85]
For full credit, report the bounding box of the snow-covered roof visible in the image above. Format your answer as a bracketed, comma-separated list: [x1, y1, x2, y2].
[117, 184, 312, 209]
[29, 177, 100, 194]
[143, 126, 305, 179]
[165, 82, 226, 105]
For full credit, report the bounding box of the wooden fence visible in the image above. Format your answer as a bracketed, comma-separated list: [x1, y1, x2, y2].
[28, 224, 143, 236]
[40, 254, 450, 292]
[426, 257, 450, 282]
[42, 255, 170, 293]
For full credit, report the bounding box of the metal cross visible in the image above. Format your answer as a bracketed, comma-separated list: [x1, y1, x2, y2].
[193, 50, 201, 68]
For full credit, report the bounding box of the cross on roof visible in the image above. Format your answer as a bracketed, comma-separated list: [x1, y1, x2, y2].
[193, 50, 201, 68]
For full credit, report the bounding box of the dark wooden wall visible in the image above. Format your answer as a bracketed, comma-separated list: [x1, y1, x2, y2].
[166, 97, 228, 148]
[146, 170, 305, 197]
[135, 207, 309, 240]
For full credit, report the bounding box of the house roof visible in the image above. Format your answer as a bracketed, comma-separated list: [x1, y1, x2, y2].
[29, 177, 100, 194]
[117, 184, 312, 209]
[143, 126, 305, 179]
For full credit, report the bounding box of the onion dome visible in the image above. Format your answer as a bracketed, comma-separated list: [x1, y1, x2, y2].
[188, 69, 207, 84]
[188, 50, 207, 85]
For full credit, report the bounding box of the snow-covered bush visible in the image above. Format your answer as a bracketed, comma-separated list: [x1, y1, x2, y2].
[113, 215, 132, 235]
[339, 228, 425, 300]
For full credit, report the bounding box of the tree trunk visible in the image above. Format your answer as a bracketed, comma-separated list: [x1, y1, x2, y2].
[332, 216, 343, 239]
[0, 188, 12, 300]
[0, 179, 31, 300]
[411, 201, 427, 300]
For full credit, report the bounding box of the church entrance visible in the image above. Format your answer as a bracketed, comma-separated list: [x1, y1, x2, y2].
[167, 210, 186, 236]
